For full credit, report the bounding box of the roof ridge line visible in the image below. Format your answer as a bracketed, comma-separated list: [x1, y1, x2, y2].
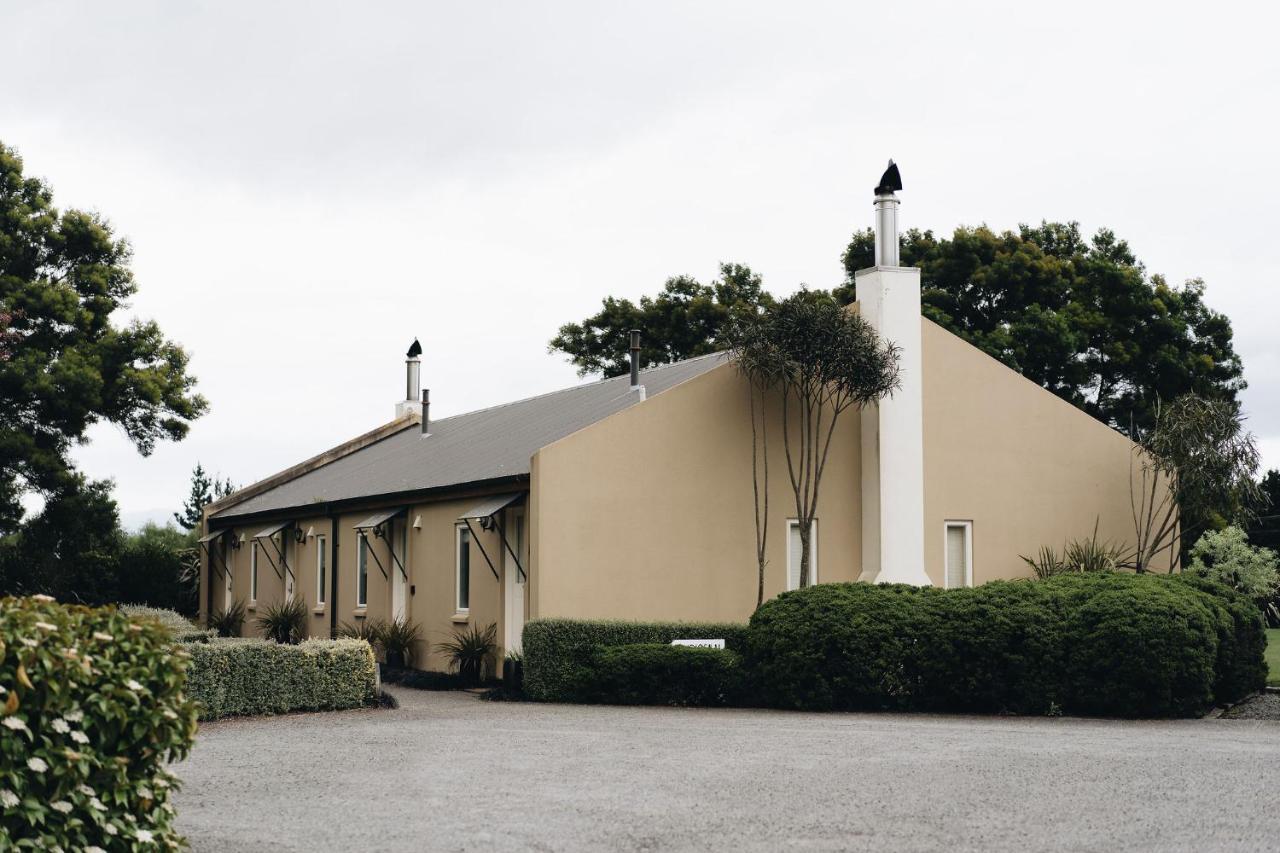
[429, 351, 726, 425]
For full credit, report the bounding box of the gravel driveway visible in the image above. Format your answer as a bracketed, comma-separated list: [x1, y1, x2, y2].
[173, 687, 1280, 852]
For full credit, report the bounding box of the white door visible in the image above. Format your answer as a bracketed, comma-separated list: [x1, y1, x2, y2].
[391, 518, 407, 622]
[223, 541, 233, 609]
[283, 536, 295, 601]
[503, 509, 526, 652]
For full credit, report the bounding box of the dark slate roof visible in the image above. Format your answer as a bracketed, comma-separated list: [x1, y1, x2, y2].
[213, 353, 728, 520]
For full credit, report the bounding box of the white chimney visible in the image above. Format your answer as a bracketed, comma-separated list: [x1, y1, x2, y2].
[395, 338, 424, 420]
[857, 161, 930, 586]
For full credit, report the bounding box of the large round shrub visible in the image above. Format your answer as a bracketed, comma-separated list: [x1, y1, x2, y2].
[914, 581, 1065, 715]
[1169, 573, 1266, 703]
[1, 595, 198, 849]
[1048, 573, 1219, 717]
[742, 583, 935, 711]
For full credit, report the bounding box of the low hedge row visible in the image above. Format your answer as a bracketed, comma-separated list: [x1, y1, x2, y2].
[523, 573, 1266, 718]
[522, 618, 748, 702]
[744, 573, 1265, 718]
[184, 637, 378, 720]
[578, 644, 745, 706]
[1, 595, 199, 849]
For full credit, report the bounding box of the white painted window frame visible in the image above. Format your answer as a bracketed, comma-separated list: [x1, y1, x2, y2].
[315, 535, 327, 606]
[786, 518, 818, 591]
[356, 534, 369, 609]
[943, 520, 974, 589]
[455, 523, 471, 613]
[249, 541, 259, 603]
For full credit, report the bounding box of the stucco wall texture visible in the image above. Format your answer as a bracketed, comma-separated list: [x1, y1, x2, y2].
[202, 314, 1161, 660]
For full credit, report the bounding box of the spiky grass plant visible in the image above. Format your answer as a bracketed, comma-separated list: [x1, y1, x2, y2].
[338, 617, 387, 647]
[436, 622, 498, 685]
[256, 597, 308, 644]
[209, 600, 246, 637]
[380, 617, 422, 666]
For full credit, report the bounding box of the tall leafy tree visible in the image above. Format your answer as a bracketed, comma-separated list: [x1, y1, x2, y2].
[725, 291, 900, 589]
[0, 141, 207, 534]
[1128, 395, 1261, 572]
[839, 223, 1244, 432]
[173, 462, 235, 530]
[550, 263, 772, 377]
[0, 475, 123, 603]
[1248, 470, 1280, 551]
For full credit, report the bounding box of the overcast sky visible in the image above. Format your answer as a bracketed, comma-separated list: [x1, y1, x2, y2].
[5, 1, 1278, 528]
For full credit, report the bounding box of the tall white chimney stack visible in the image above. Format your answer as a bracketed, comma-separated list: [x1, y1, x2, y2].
[857, 161, 930, 586]
[396, 338, 424, 420]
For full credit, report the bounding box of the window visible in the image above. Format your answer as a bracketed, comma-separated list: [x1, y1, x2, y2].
[357, 534, 369, 609]
[456, 524, 471, 612]
[786, 519, 818, 591]
[250, 541, 259, 602]
[945, 521, 972, 589]
[316, 535, 327, 605]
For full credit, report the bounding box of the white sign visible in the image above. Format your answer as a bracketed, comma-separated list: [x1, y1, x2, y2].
[671, 639, 725, 649]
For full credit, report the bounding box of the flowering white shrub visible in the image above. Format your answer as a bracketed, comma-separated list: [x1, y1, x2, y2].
[1188, 526, 1280, 603]
[1, 595, 198, 849]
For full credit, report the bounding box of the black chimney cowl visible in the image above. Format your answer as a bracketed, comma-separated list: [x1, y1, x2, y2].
[875, 160, 902, 195]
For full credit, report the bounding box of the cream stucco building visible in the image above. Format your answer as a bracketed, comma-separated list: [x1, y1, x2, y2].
[199, 172, 1159, 670]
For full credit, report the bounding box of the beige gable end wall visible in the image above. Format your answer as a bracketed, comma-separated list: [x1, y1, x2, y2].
[530, 361, 863, 623]
[921, 318, 1166, 583]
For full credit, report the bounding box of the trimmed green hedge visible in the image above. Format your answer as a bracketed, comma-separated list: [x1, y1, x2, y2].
[185, 638, 378, 720]
[743, 573, 1265, 718]
[577, 644, 744, 706]
[523, 618, 748, 702]
[1, 595, 198, 849]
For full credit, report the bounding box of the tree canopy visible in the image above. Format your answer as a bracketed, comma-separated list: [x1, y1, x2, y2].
[550, 222, 1244, 438]
[549, 263, 771, 377]
[839, 223, 1244, 432]
[174, 462, 235, 530]
[0, 141, 207, 534]
[725, 291, 900, 589]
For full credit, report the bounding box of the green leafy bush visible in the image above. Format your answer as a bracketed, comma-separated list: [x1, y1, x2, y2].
[523, 618, 748, 702]
[913, 581, 1065, 715]
[743, 574, 1255, 718]
[255, 597, 308, 644]
[184, 637, 377, 720]
[581, 644, 745, 706]
[1046, 573, 1219, 717]
[742, 583, 930, 712]
[1169, 572, 1267, 703]
[1, 595, 198, 849]
[120, 603, 214, 643]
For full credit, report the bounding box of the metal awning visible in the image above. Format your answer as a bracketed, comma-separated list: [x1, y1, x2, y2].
[352, 507, 406, 531]
[457, 493, 524, 521]
[458, 493, 527, 584]
[251, 521, 293, 580]
[198, 529, 230, 580]
[352, 507, 407, 581]
[252, 520, 292, 540]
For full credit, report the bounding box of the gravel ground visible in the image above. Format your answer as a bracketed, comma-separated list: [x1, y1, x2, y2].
[1222, 691, 1280, 720]
[173, 688, 1280, 853]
